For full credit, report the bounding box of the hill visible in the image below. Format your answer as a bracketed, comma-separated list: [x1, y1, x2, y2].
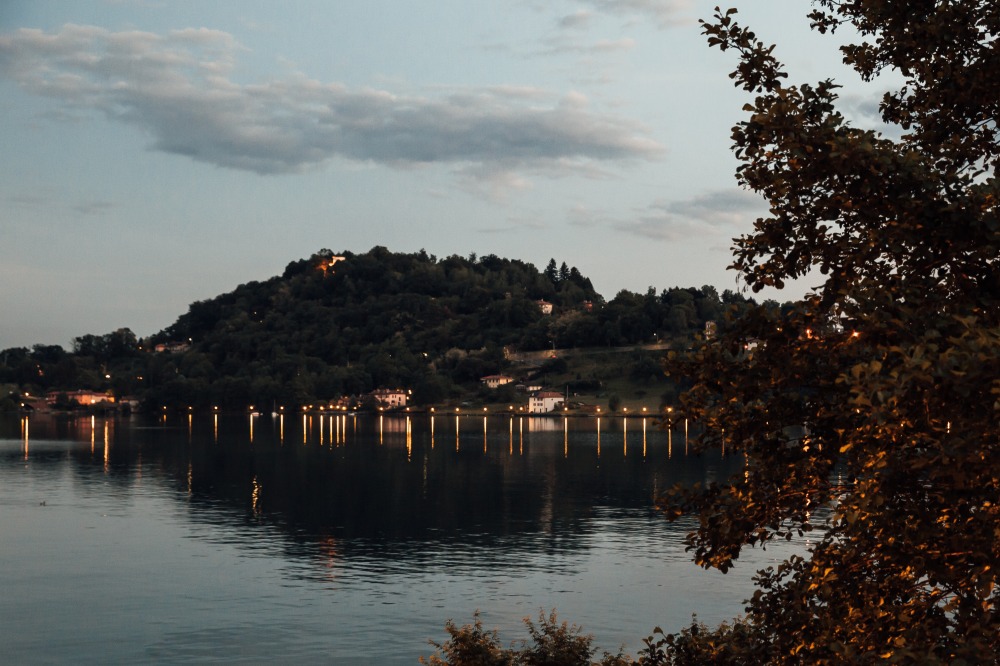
[1, 247, 761, 411]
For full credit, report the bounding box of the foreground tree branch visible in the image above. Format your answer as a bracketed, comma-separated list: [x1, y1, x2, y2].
[661, 2, 1000, 662]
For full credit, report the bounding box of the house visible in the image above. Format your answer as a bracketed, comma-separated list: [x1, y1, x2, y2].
[153, 341, 190, 354]
[45, 390, 115, 406]
[330, 396, 352, 409]
[537, 300, 553, 315]
[528, 391, 564, 414]
[480, 374, 514, 389]
[369, 388, 408, 409]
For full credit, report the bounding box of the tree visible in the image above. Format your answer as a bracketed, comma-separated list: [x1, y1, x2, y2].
[543, 258, 559, 284]
[662, 3, 1000, 663]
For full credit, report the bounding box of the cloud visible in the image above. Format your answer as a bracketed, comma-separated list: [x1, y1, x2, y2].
[570, 189, 765, 241]
[72, 200, 115, 215]
[839, 91, 905, 139]
[0, 24, 663, 178]
[559, 11, 594, 30]
[477, 215, 546, 234]
[575, 0, 694, 28]
[539, 35, 636, 57]
[622, 189, 766, 241]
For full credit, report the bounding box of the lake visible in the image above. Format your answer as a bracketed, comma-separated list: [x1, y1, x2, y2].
[0, 411, 801, 664]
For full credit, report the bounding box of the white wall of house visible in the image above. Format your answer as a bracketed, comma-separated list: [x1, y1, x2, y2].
[528, 392, 563, 413]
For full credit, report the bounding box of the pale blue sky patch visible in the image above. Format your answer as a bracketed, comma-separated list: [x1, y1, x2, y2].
[1, 1, 874, 347]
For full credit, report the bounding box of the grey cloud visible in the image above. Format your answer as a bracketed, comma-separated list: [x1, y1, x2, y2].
[840, 91, 905, 139]
[614, 189, 766, 241]
[0, 25, 662, 177]
[72, 200, 115, 215]
[478, 216, 546, 234]
[559, 11, 593, 30]
[541, 36, 636, 56]
[576, 0, 693, 28]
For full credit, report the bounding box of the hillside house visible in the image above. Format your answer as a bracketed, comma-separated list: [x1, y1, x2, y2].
[480, 374, 514, 389]
[154, 341, 190, 354]
[528, 391, 564, 414]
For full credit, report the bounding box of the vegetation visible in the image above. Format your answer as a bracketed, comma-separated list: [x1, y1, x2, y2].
[421, 610, 665, 666]
[658, 1, 1000, 662]
[426, 0, 999, 662]
[421, 611, 775, 665]
[0, 247, 760, 411]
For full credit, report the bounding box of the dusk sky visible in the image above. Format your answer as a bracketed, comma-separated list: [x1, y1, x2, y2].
[1, 1, 885, 349]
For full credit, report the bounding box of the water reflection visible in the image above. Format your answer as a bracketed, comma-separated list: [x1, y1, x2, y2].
[2, 412, 797, 664]
[3, 413, 730, 557]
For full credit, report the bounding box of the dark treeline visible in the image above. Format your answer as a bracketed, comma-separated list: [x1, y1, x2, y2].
[0, 247, 770, 410]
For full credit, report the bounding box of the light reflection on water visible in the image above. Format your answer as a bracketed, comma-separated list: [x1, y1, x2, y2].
[0, 413, 805, 664]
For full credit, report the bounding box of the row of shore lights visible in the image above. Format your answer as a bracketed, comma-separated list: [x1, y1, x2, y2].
[164, 405, 667, 416]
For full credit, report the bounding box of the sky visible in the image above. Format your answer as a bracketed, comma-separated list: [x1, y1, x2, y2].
[0, 1, 884, 350]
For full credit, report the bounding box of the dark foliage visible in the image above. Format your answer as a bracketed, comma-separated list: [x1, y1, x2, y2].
[660, 1, 1000, 662]
[1, 247, 755, 411]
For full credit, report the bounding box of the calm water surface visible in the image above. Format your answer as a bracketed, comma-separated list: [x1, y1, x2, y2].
[0, 412, 802, 664]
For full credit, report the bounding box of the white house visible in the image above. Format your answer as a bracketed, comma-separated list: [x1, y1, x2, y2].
[528, 391, 564, 414]
[480, 374, 514, 389]
[369, 388, 408, 408]
[537, 300, 553, 315]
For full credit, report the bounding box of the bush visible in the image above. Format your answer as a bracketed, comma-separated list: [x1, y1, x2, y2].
[421, 611, 514, 666]
[519, 610, 596, 665]
[422, 609, 695, 665]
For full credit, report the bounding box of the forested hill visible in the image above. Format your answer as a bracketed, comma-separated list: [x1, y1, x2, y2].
[159, 246, 601, 358]
[1, 247, 758, 410]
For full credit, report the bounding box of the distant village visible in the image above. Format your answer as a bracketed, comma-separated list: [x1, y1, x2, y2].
[17, 374, 599, 416]
[2, 248, 750, 418]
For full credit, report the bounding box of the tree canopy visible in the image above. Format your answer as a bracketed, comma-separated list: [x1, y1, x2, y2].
[663, 2, 1000, 662]
[2, 247, 755, 411]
